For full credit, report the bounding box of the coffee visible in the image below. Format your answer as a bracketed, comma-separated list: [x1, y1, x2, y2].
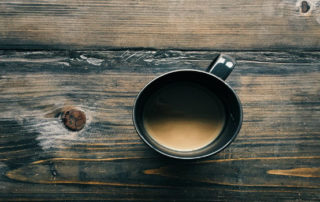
[143, 82, 225, 151]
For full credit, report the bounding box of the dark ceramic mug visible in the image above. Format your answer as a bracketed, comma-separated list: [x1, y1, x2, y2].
[133, 54, 242, 159]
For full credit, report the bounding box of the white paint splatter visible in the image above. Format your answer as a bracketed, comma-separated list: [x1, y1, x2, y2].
[23, 105, 94, 150]
[80, 55, 88, 60]
[80, 55, 104, 66]
[86, 57, 104, 66]
[0, 74, 95, 152]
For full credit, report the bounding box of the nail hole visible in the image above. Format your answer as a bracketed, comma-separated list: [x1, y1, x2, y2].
[301, 1, 310, 13]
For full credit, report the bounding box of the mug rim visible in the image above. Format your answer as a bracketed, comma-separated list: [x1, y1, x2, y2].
[132, 69, 243, 160]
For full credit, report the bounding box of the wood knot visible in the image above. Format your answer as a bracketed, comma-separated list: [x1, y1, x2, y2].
[301, 1, 310, 13]
[61, 108, 86, 131]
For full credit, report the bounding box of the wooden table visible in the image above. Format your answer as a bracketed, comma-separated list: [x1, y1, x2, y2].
[0, 1, 319, 201]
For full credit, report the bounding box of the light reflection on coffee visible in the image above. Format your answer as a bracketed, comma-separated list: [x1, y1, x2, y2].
[143, 82, 225, 151]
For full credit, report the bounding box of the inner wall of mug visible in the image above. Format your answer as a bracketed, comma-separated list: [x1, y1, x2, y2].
[133, 70, 242, 159]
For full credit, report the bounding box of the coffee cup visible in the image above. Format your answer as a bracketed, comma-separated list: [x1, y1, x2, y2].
[133, 54, 242, 159]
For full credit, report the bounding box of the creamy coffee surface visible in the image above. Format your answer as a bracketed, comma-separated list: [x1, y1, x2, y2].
[143, 82, 225, 151]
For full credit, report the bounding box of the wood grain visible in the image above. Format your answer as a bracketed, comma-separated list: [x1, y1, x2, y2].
[0, 0, 320, 50]
[267, 167, 320, 177]
[0, 50, 319, 201]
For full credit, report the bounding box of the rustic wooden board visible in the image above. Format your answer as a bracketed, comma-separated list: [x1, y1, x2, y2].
[0, 50, 319, 201]
[1, 0, 320, 50]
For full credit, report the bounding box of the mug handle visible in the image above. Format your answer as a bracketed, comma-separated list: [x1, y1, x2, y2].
[207, 54, 236, 80]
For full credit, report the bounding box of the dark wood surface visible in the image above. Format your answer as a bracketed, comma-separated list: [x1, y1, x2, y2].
[0, 50, 319, 201]
[1, 0, 320, 50]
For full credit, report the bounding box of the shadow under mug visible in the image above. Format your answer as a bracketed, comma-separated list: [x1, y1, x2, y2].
[133, 54, 243, 159]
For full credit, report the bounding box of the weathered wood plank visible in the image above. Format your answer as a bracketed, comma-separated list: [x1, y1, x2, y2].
[0, 0, 320, 50]
[0, 50, 319, 201]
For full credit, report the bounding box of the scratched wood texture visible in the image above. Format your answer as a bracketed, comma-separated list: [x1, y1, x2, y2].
[1, 0, 320, 50]
[0, 50, 319, 201]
